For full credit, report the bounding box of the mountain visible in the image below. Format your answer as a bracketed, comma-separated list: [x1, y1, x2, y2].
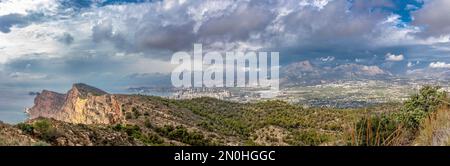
[28, 83, 122, 124]
[23, 83, 371, 146]
[8, 83, 449, 146]
[406, 68, 450, 80]
[281, 61, 391, 86]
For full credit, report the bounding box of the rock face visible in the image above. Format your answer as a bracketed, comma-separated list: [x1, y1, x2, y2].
[28, 83, 123, 124]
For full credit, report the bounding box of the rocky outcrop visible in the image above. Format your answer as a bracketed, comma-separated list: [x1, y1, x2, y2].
[28, 83, 123, 125]
[0, 121, 38, 146]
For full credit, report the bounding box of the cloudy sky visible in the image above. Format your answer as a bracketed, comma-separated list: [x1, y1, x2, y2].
[0, 0, 450, 122]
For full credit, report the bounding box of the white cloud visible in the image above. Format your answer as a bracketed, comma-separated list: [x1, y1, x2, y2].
[0, 0, 434, 65]
[385, 53, 404, 61]
[382, 14, 401, 24]
[0, 0, 59, 16]
[429, 62, 450, 69]
[0, 0, 449, 83]
[319, 56, 335, 62]
[0, 22, 69, 63]
[405, 4, 419, 10]
[299, 0, 331, 10]
[407, 61, 420, 68]
[407, 62, 413, 67]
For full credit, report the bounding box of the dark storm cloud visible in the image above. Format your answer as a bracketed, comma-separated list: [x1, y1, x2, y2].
[91, 0, 275, 55]
[2, 0, 450, 82]
[88, 0, 397, 62]
[59, 0, 153, 10]
[0, 14, 27, 33]
[197, 3, 274, 42]
[257, 0, 395, 64]
[134, 22, 197, 52]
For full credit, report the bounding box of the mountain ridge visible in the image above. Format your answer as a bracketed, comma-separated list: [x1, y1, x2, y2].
[20, 83, 449, 146]
[28, 83, 122, 124]
[281, 60, 392, 86]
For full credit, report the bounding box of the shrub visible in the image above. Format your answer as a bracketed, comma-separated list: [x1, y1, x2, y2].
[17, 123, 34, 135]
[125, 112, 133, 120]
[286, 130, 330, 146]
[132, 107, 141, 117]
[113, 124, 164, 145]
[32, 119, 61, 142]
[120, 125, 141, 138]
[144, 133, 164, 145]
[156, 125, 215, 146]
[144, 118, 154, 129]
[112, 124, 124, 131]
[398, 85, 447, 128]
[33, 120, 51, 132]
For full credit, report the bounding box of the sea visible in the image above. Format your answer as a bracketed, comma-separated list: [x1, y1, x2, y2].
[0, 87, 173, 124]
[0, 89, 35, 124]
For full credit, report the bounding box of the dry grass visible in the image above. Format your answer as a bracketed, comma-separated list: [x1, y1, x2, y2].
[348, 117, 408, 146]
[414, 104, 450, 146]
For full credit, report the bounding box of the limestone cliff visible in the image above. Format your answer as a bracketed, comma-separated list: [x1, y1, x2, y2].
[28, 83, 123, 124]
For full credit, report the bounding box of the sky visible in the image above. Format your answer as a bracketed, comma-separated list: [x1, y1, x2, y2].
[0, 0, 450, 122]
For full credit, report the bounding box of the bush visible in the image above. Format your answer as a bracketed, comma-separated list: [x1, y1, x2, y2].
[144, 118, 154, 129]
[348, 86, 448, 146]
[33, 120, 51, 132]
[113, 124, 141, 138]
[112, 124, 124, 131]
[17, 123, 34, 135]
[286, 130, 330, 146]
[32, 119, 61, 142]
[125, 112, 133, 120]
[398, 86, 447, 128]
[113, 124, 164, 145]
[132, 107, 141, 117]
[156, 125, 215, 146]
[144, 133, 164, 145]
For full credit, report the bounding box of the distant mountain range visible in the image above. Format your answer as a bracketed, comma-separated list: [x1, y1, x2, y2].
[280, 61, 392, 86]
[406, 68, 450, 80]
[124, 60, 449, 89]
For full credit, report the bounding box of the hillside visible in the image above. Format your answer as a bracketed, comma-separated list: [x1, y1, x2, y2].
[1, 83, 448, 146]
[17, 83, 365, 146]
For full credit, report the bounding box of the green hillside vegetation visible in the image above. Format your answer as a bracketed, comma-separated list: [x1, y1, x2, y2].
[2, 85, 448, 146]
[350, 85, 449, 146]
